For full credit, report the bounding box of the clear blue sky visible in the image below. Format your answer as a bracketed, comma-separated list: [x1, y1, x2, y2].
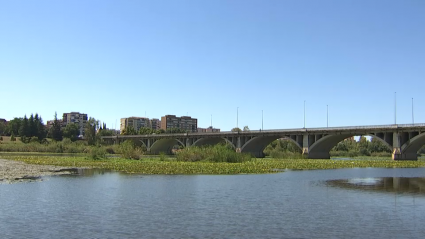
[1, 0, 424, 131]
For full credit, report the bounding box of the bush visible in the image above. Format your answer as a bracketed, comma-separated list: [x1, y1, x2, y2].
[269, 150, 304, 159]
[118, 140, 143, 160]
[89, 146, 107, 160]
[105, 146, 116, 154]
[359, 148, 371, 156]
[176, 144, 251, 163]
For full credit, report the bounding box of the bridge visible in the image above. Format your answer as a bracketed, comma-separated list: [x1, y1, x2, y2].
[101, 124, 425, 160]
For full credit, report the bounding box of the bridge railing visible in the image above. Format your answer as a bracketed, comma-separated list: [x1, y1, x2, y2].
[101, 123, 425, 139]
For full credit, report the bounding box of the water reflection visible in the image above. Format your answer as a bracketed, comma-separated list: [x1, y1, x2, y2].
[60, 168, 113, 177]
[327, 177, 425, 195]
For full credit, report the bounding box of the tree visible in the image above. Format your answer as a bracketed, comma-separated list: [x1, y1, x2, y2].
[19, 115, 29, 137]
[121, 126, 137, 135]
[84, 117, 98, 145]
[28, 114, 36, 137]
[138, 127, 154, 135]
[35, 114, 46, 140]
[63, 123, 80, 141]
[243, 126, 250, 132]
[50, 112, 63, 141]
[5, 117, 22, 136]
[369, 137, 391, 153]
[0, 122, 5, 136]
[231, 127, 241, 132]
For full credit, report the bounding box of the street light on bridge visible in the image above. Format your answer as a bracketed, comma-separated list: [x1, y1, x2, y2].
[394, 92, 397, 125]
[237, 107, 239, 128]
[327, 105, 328, 128]
[412, 98, 414, 124]
[304, 100, 306, 128]
[262, 110, 263, 131]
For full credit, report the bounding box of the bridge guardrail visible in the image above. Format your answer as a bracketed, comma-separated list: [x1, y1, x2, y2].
[101, 123, 425, 139]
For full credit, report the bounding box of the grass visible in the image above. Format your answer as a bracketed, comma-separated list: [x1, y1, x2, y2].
[2, 155, 425, 175]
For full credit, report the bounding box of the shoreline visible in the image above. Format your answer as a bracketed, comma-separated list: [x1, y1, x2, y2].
[0, 158, 80, 183]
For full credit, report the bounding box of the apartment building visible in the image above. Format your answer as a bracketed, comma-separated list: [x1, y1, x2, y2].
[62, 112, 88, 135]
[120, 117, 151, 132]
[197, 126, 221, 133]
[150, 118, 161, 130]
[160, 115, 198, 132]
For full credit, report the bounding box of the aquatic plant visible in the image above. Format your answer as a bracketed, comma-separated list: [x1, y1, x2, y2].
[3, 156, 424, 175]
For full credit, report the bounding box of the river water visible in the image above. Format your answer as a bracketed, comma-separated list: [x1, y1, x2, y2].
[1, 168, 425, 239]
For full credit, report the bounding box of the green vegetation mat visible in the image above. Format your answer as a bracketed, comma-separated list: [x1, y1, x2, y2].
[2, 156, 425, 175]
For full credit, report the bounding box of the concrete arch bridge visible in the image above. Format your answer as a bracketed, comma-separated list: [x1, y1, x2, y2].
[101, 124, 425, 160]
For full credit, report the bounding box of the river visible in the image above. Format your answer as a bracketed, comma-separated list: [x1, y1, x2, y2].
[1, 168, 424, 238]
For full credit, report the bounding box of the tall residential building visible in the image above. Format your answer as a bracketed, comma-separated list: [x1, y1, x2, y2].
[150, 118, 161, 130]
[160, 115, 198, 132]
[120, 117, 151, 132]
[197, 126, 220, 133]
[62, 112, 88, 135]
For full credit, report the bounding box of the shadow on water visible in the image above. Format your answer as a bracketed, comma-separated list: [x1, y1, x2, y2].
[58, 168, 114, 177]
[326, 177, 425, 195]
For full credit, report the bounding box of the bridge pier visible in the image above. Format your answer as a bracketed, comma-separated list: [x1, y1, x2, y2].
[302, 134, 309, 157]
[391, 132, 417, 160]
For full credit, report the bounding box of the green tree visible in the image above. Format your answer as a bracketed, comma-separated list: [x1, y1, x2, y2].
[243, 126, 250, 132]
[35, 114, 46, 140]
[50, 112, 63, 141]
[358, 136, 370, 156]
[0, 122, 5, 136]
[138, 127, 154, 135]
[19, 115, 29, 137]
[63, 123, 80, 141]
[5, 118, 22, 136]
[84, 117, 98, 145]
[231, 127, 242, 132]
[121, 126, 137, 135]
[28, 114, 36, 137]
[369, 137, 391, 153]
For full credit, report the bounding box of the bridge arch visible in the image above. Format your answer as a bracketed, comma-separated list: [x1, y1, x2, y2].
[241, 136, 302, 158]
[150, 138, 185, 154]
[400, 132, 425, 160]
[192, 138, 235, 149]
[308, 134, 392, 159]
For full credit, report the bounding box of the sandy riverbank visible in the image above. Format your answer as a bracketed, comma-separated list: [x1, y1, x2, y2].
[0, 158, 78, 183]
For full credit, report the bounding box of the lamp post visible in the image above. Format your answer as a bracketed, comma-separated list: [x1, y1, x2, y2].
[327, 105, 328, 128]
[211, 114, 213, 127]
[262, 110, 263, 131]
[394, 92, 397, 125]
[412, 98, 414, 124]
[237, 107, 239, 128]
[304, 100, 305, 129]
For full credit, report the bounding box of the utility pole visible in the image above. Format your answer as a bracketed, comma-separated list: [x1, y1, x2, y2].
[237, 107, 239, 128]
[412, 98, 414, 124]
[394, 92, 397, 125]
[327, 105, 328, 127]
[262, 110, 263, 131]
[304, 100, 305, 129]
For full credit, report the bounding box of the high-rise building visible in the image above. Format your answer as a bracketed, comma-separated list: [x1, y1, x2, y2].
[62, 112, 88, 135]
[120, 117, 151, 132]
[160, 115, 197, 132]
[150, 118, 161, 130]
[197, 126, 220, 133]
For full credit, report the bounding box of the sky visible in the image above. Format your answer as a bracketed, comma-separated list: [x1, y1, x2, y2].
[1, 0, 424, 131]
